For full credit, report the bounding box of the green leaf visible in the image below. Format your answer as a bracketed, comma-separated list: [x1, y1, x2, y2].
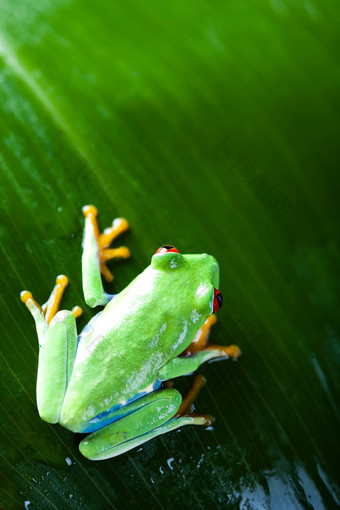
[0, 0, 339, 508]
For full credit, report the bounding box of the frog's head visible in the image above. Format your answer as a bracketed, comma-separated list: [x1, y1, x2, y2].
[151, 245, 223, 321]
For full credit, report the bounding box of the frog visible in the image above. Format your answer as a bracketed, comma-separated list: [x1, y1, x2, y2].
[20, 205, 240, 460]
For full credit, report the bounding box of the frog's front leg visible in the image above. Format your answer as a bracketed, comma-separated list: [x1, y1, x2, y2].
[82, 205, 130, 307]
[157, 315, 241, 381]
[20, 276, 80, 423]
[79, 387, 208, 461]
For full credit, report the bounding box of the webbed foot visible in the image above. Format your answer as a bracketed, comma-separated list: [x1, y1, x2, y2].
[21, 275, 82, 326]
[83, 205, 130, 282]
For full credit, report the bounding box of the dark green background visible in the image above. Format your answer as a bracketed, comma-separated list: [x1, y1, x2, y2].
[0, 0, 339, 508]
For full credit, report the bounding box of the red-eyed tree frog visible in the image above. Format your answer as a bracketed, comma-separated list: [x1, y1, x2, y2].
[20, 206, 240, 461]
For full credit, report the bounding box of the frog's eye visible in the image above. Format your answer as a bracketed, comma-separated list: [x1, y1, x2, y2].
[155, 245, 179, 254]
[213, 288, 223, 313]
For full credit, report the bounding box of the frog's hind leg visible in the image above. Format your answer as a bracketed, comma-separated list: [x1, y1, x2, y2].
[79, 388, 206, 461]
[21, 276, 80, 423]
[82, 205, 130, 308]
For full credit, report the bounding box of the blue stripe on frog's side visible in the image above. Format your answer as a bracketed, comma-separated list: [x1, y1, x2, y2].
[81, 379, 163, 433]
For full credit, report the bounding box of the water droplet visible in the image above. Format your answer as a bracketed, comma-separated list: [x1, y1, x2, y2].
[167, 457, 174, 470]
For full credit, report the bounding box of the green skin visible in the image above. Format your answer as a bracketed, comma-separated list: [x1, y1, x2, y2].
[23, 211, 228, 461]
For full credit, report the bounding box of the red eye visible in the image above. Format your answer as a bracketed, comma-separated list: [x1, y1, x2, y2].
[213, 288, 223, 313]
[155, 245, 179, 254]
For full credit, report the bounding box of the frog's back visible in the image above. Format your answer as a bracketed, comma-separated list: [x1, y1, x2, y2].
[59, 254, 216, 432]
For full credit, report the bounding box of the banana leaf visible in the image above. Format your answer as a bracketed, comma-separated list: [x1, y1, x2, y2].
[0, 0, 339, 508]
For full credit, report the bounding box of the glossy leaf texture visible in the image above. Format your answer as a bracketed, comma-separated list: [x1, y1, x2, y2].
[0, 1, 339, 508]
